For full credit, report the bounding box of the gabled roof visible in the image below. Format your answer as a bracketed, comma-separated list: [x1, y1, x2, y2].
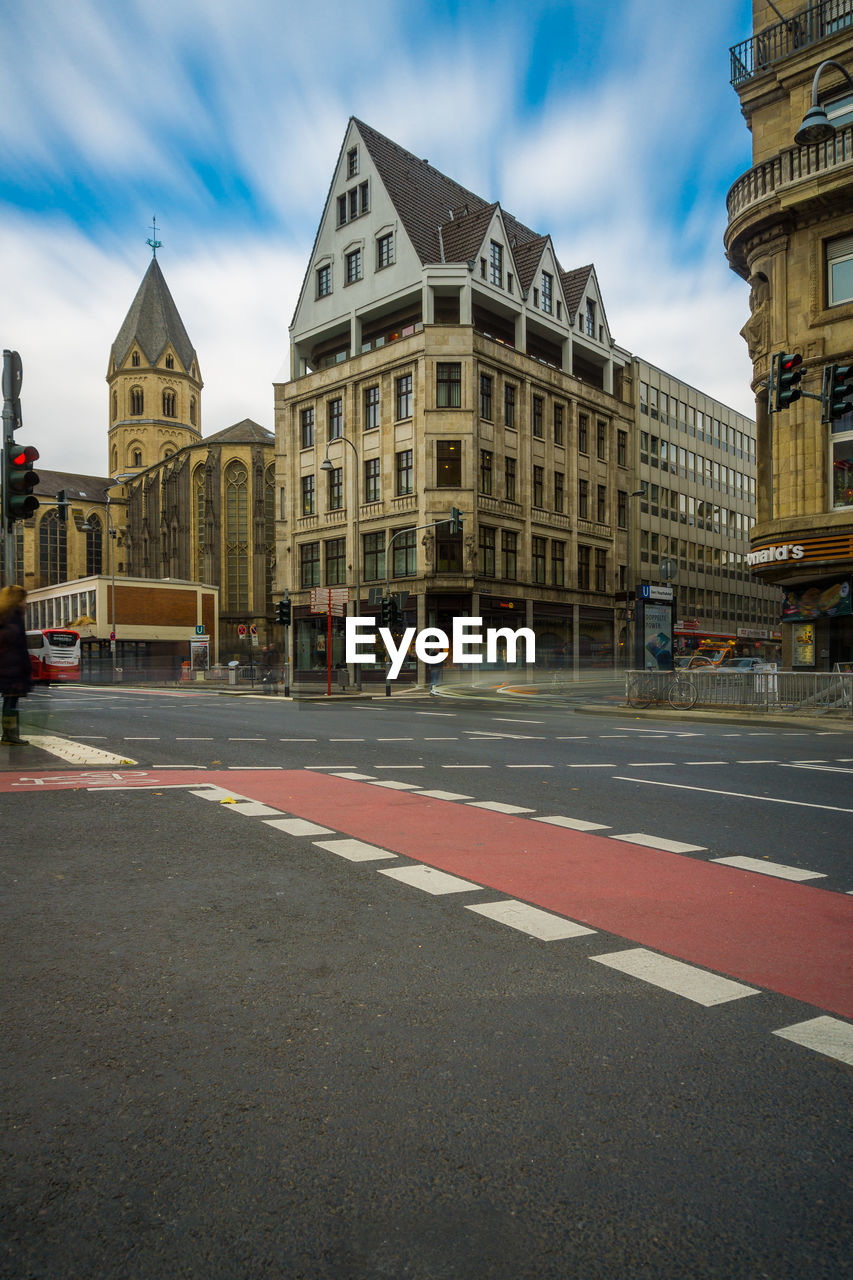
[34, 470, 113, 502]
[560, 265, 594, 322]
[203, 419, 273, 446]
[111, 257, 198, 373]
[439, 203, 499, 265]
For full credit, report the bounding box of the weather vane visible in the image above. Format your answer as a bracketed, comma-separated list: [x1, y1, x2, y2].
[146, 216, 162, 258]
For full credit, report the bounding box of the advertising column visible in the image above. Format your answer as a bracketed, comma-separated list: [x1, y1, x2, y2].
[638, 585, 675, 670]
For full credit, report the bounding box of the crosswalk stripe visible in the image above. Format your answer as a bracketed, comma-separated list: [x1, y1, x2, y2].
[591, 948, 760, 1006]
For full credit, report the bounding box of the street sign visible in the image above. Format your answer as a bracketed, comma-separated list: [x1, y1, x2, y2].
[640, 584, 674, 602]
[194, 624, 205, 635]
[237, 624, 247, 637]
[310, 587, 349, 616]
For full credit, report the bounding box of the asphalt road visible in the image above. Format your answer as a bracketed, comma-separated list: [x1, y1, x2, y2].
[1, 687, 851, 1279]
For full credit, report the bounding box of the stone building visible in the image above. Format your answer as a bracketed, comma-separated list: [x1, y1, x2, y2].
[725, 0, 853, 668]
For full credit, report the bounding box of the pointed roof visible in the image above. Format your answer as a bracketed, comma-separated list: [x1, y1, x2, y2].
[112, 257, 198, 373]
[560, 265, 594, 322]
[203, 419, 273, 446]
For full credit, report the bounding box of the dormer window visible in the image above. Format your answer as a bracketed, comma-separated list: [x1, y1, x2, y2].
[489, 241, 503, 288]
[132, 351, 140, 367]
[165, 354, 174, 369]
[541, 272, 553, 314]
[347, 146, 359, 178]
[586, 299, 596, 337]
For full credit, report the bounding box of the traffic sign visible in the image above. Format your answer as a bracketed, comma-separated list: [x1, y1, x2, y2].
[237, 624, 247, 637]
[195, 624, 205, 635]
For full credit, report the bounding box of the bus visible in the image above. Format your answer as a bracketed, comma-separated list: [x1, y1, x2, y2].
[26, 629, 82, 684]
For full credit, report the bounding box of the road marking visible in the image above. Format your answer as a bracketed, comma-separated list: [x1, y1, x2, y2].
[424, 736, 458, 740]
[279, 738, 318, 742]
[227, 765, 284, 770]
[21, 735, 137, 766]
[506, 764, 553, 769]
[416, 711, 456, 717]
[191, 786, 249, 802]
[330, 737, 365, 742]
[568, 763, 615, 769]
[222, 801, 284, 818]
[328, 772, 376, 781]
[591, 948, 760, 1006]
[467, 800, 534, 815]
[612, 833, 706, 854]
[416, 789, 473, 801]
[373, 764, 424, 769]
[377, 737, 414, 741]
[466, 900, 596, 940]
[176, 736, 213, 740]
[556, 736, 589, 740]
[773, 1017, 853, 1065]
[712, 856, 826, 882]
[378, 865, 482, 895]
[228, 737, 266, 741]
[785, 763, 853, 775]
[124, 736, 160, 740]
[614, 775, 853, 814]
[627, 762, 676, 767]
[313, 838, 398, 862]
[735, 759, 779, 764]
[491, 717, 544, 725]
[264, 817, 335, 836]
[684, 761, 728, 766]
[442, 764, 491, 769]
[366, 779, 422, 790]
[305, 764, 359, 770]
[532, 816, 610, 832]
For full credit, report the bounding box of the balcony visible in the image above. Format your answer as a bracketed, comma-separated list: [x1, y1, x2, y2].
[730, 0, 853, 85]
[726, 123, 852, 221]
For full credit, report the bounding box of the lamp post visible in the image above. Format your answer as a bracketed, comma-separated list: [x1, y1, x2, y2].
[321, 434, 360, 689]
[625, 487, 644, 670]
[794, 59, 853, 145]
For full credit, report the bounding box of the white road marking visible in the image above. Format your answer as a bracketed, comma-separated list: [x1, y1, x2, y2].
[614, 775, 853, 814]
[467, 800, 534, 815]
[176, 736, 213, 740]
[491, 717, 544, 725]
[627, 762, 676, 767]
[466, 900, 596, 940]
[711, 856, 826, 881]
[313, 838, 398, 862]
[264, 818, 335, 836]
[684, 761, 728, 766]
[223, 801, 284, 818]
[280, 738, 318, 742]
[22, 735, 137, 766]
[328, 772, 376, 781]
[191, 787, 249, 802]
[416, 789, 474, 801]
[378, 865, 482, 895]
[506, 764, 554, 769]
[556, 736, 589, 740]
[442, 764, 491, 769]
[784, 763, 853, 775]
[227, 737, 266, 741]
[532, 816, 610, 832]
[416, 711, 456, 717]
[329, 737, 365, 742]
[365, 780, 422, 790]
[591, 948, 760, 1006]
[373, 764, 424, 769]
[773, 1017, 853, 1066]
[377, 737, 414, 741]
[568, 763, 616, 769]
[424, 736, 458, 740]
[611, 832, 706, 853]
[124, 736, 160, 740]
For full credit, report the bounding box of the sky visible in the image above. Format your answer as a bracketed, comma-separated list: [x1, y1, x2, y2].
[0, 0, 756, 477]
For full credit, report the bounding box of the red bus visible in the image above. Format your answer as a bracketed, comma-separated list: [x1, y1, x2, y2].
[26, 629, 82, 684]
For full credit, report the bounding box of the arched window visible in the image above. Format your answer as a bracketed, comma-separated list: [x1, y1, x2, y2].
[130, 386, 144, 415]
[224, 461, 249, 612]
[85, 514, 103, 576]
[165, 354, 174, 370]
[132, 351, 140, 367]
[163, 390, 176, 418]
[112, 391, 118, 422]
[132, 448, 142, 467]
[193, 464, 206, 579]
[39, 511, 67, 585]
[190, 396, 197, 427]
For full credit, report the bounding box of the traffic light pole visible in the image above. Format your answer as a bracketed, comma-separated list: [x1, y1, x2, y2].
[382, 515, 457, 696]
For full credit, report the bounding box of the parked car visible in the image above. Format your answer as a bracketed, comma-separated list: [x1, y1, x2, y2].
[718, 657, 773, 671]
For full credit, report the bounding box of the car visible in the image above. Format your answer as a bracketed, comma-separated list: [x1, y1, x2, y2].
[718, 657, 773, 671]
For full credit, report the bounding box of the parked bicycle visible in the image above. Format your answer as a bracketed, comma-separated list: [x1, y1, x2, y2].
[627, 670, 698, 710]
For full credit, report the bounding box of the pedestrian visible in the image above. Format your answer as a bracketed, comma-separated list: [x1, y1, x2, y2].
[0, 584, 32, 745]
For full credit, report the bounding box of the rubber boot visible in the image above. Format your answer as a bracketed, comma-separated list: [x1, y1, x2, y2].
[1, 712, 28, 745]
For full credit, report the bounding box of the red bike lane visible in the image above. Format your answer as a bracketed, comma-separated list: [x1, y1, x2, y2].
[4, 766, 852, 1019]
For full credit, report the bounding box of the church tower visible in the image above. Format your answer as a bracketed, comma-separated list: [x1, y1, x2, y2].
[107, 252, 203, 479]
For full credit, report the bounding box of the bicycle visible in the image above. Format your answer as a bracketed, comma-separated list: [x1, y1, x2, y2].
[627, 670, 698, 710]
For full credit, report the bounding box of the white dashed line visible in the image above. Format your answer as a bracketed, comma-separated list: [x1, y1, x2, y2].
[313, 838, 398, 862]
[591, 949, 760, 1006]
[773, 1017, 853, 1065]
[264, 818, 335, 836]
[611, 832, 706, 853]
[467, 800, 534, 815]
[532, 816, 610, 832]
[377, 865, 482, 895]
[711, 856, 826, 882]
[466, 900, 595, 940]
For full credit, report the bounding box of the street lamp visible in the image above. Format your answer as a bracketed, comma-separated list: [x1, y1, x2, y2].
[794, 59, 853, 145]
[625, 487, 644, 670]
[321, 434, 361, 688]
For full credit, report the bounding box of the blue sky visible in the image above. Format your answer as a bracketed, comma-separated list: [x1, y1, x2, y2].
[0, 0, 755, 476]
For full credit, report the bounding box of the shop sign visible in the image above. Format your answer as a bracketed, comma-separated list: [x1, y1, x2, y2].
[747, 543, 804, 567]
[791, 622, 815, 666]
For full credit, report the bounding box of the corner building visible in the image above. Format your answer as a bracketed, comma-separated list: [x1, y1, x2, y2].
[275, 119, 635, 682]
[725, 0, 853, 668]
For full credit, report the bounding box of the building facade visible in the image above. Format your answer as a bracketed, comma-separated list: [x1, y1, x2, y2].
[725, 0, 853, 668]
[275, 118, 637, 682]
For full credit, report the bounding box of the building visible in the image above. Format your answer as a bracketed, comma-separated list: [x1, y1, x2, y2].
[725, 0, 853, 669]
[633, 358, 782, 661]
[275, 118, 637, 682]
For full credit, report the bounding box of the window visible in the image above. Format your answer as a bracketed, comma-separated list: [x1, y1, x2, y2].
[436, 440, 461, 486]
[597, 420, 606, 460]
[577, 544, 591, 590]
[349, 188, 358, 220]
[132, 351, 140, 367]
[364, 457, 380, 503]
[326, 537, 346, 585]
[165, 354, 174, 369]
[364, 385, 379, 430]
[505, 456, 516, 501]
[347, 146, 359, 178]
[337, 195, 347, 226]
[597, 484, 607, 524]
[502, 530, 517, 580]
[345, 249, 362, 284]
[85, 513, 103, 577]
[554, 471, 564, 513]
[132, 448, 142, 467]
[392, 528, 416, 578]
[300, 407, 315, 449]
[396, 373, 413, 420]
[317, 264, 331, 298]
[533, 465, 544, 508]
[532, 395, 543, 438]
[300, 541, 320, 587]
[162, 390, 176, 418]
[617, 489, 628, 529]
[595, 548, 607, 593]
[617, 429, 627, 467]
[327, 466, 343, 510]
[396, 449, 413, 495]
[479, 449, 493, 495]
[436, 362, 461, 408]
[541, 272, 553, 314]
[489, 240, 503, 287]
[532, 536, 547, 584]
[578, 478, 589, 520]
[376, 233, 394, 270]
[551, 540, 565, 587]
[130, 387, 144, 415]
[363, 532, 385, 581]
[301, 474, 315, 515]
[585, 299, 596, 336]
[504, 383, 516, 428]
[39, 511, 67, 585]
[225, 462, 249, 612]
[553, 403, 564, 445]
[480, 373, 493, 420]
[479, 525, 496, 577]
[827, 234, 853, 306]
[360, 181, 369, 214]
[328, 397, 343, 441]
[578, 413, 588, 454]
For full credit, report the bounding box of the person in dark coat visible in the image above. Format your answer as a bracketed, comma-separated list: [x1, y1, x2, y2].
[0, 584, 32, 745]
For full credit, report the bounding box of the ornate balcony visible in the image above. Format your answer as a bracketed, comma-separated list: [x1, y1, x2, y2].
[730, 1, 853, 85]
[726, 124, 853, 222]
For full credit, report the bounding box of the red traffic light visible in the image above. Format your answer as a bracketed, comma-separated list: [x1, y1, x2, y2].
[10, 444, 39, 467]
[780, 353, 802, 375]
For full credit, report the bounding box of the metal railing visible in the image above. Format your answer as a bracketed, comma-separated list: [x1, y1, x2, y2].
[730, 1, 853, 85]
[726, 125, 853, 220]
[626, 668, 853, 716]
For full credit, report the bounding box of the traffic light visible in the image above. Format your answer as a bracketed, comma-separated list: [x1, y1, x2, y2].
[389, 595, 402, 626]
[825, 362, 853, 421]
[449, 506, 463, 534]
[772, 351, 803, 412]
[275, 598, 291, 626]
[4, 442, 40, 525]
[379, 595, 392, 626]
[56, 489, 67, 522]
